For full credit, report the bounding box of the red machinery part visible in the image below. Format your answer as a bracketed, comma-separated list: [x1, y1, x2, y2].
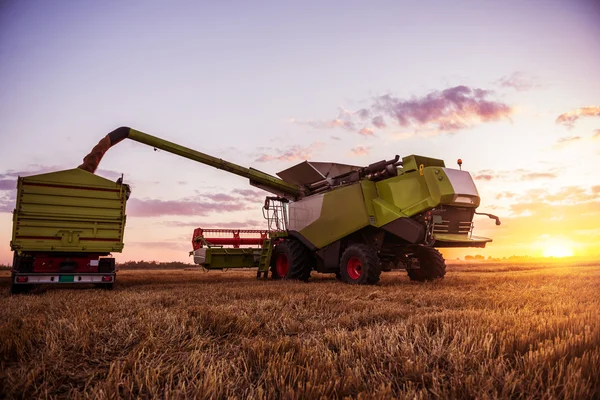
[31, 254, 108, 273]
[192, 228, 268, 250]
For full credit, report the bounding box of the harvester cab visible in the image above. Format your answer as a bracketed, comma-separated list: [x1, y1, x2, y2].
[77, 127, 500, 285]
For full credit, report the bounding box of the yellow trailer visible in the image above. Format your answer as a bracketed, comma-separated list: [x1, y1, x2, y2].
[10, 168, 129, 293]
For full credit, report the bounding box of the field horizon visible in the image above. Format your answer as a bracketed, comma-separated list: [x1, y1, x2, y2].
[1, 261, 599, 398]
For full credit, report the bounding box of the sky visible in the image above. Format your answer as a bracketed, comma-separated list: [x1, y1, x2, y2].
[1, 0, 599, 264]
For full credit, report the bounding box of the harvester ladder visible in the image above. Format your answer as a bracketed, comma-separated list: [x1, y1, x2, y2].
[257, 239, 273, 279]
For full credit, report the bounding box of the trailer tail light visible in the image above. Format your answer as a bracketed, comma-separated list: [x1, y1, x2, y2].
[16, 276, 28, 283]
[102, 275, 112, 282]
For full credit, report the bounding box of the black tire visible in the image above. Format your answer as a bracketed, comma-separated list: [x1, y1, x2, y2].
[407, 247, 446, 281]
[10, 282, 32, 295]
[270, 239, 313, 281]
[95, 282, 115, 290]
[339, 243, 381, 285]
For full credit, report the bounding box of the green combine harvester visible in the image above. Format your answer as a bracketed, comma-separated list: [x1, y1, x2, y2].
[9, 126, 499, 292]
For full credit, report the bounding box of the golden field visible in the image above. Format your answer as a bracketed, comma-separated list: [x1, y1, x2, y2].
[1, 262, 599, 399]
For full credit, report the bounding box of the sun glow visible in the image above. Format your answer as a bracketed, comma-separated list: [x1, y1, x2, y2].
[539, 237, 575, 258]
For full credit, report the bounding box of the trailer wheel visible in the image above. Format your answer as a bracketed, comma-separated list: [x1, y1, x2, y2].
[339, 244, 381, 285]
[10, 280, 32, 295]
[407, 247, 446, 281]
[270, 239, 312, 281]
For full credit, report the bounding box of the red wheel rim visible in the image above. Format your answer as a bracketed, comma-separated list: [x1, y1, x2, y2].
[347, 257, 362, 280]
[276, 254, 289, 277]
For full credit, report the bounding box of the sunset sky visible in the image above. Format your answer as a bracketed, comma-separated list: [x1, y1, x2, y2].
[1, 0, 599, 264]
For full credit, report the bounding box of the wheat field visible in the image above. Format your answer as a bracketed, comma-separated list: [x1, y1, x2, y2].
[1, 262, 599, 399]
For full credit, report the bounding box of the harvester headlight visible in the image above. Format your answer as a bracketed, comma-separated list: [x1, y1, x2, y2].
[454, 196, 475, 204]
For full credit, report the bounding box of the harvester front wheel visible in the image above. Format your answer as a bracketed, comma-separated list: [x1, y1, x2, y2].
[407, 247, 446, 281]
[339, 244, 381, 285]
[270, 239, 312, 281]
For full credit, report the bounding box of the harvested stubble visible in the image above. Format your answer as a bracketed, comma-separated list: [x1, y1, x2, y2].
[1, 262, 599, 399]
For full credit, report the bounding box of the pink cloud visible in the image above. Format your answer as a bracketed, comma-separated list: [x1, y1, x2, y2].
[556, 106, 600, 127]
[201, 193, 238, 202]
[127, 198, 250, 217]
[474, 174, 494, 181]
[292, 85, 510, 136]
[349, 146, 370, 156]
[495, 71, 541, 91]
[593, 129, 600, 139]
[0, 179, 15, 190]
[164, 219, 264, 228]
[358, 127, 375, 136]
[255, 142, 323, 162]
[374, 86, 512, 132]
[232, 188, 267, 202]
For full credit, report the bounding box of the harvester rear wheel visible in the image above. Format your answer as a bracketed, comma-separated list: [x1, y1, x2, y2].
[407, 247, 446, 281]
[339, 244, 381, 285]
[270, 239, 312, 281]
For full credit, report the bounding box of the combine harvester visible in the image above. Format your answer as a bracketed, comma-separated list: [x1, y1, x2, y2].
[9, 126, 499, 293]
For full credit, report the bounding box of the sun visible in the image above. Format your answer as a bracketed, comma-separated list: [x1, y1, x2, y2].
[542, 245, 574, 258]
[540, 238, 575, 258]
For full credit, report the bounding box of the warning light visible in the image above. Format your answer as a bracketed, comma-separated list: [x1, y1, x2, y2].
[457, 159, 463, 170]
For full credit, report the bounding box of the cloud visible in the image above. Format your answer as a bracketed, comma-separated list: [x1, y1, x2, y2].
[495, 71, 541, 91]
[371, 116, 387, 128]
[201, 193, 238, 202]
[593, 129, 600, 139]
[555, 106, 600, 128]
[127, 198, 250, 217]
[556, 136, 582, 143]
[473, 169, 557, 182]
[358, 128, 375, 137]
[373, 86, 512, 132]
[0, 191, 16, 213]
[349, 146, 370, 156]
[0, 165, 67, 213]
[0, 165, 64, 179]
[231, 188, 267, 202]
[255, 141, 323, 162]
[127, 188, 267, 217]
[543, 186, 598, 203]
[356, 108, 370, 119]
[521, 172, 558, 180]
[0, 179, 16, 190]
[553, 136, 582, 148]
[292, 85, 511, 137]
[163, 219, 264, 228]
[292, 109, 358, 132]
[495, 192, 515, 200]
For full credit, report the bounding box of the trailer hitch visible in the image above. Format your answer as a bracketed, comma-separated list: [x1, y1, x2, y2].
[475, 212, 501, 226]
